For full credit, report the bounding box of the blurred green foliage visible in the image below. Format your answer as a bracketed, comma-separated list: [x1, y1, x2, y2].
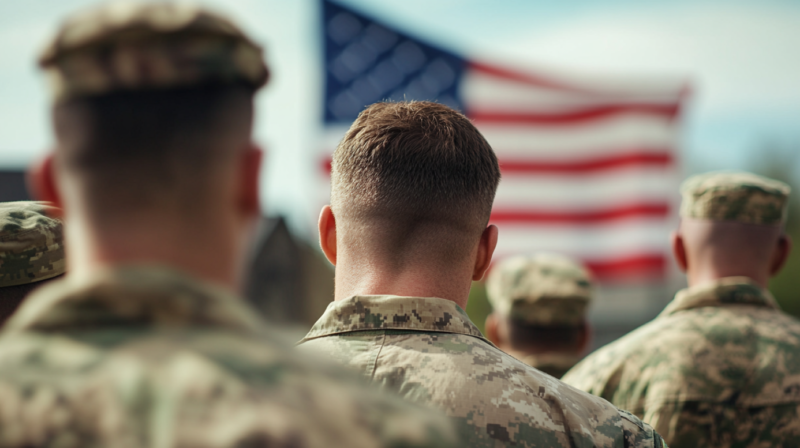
[465, 281, 490, 334]
[754, 139, 800, 317]
[770, 226, 800, 317]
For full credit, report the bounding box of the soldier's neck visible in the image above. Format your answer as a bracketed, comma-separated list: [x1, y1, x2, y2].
[65, 211, 245, 293]
[333, 256, 472, 310]
[686, 265, 769, 289]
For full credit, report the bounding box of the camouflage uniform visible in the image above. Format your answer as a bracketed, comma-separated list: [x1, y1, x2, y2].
[0, 267, 456, 447]
[563, 171, 800, 447]
[486, 253, 592, 377]
[0, 2, 459, 447]
[299, 295, 667, 447]
[0, 201, 65, 322]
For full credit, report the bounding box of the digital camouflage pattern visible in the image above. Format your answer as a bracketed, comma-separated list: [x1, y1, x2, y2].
[562, 277, 800, 447]
[0, 267, 458, 448]
[486, 253, 592, 325]
[0, 201, 65, 287]
[299, 295, 668, 448]
[39, 1, 270, 102]
[680, 171, 790, 225]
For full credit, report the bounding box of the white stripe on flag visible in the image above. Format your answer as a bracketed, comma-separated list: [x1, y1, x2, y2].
[493, 169, 678, 209]
[494, 219, 670, 259]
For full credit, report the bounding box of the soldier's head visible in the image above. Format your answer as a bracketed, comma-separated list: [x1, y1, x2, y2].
[0, 202, 65, 325]
[673, 171, 792, 288]
[485, 254, 591, 368]
[320, 101, 501, 304]
[29, 2, 268, 288]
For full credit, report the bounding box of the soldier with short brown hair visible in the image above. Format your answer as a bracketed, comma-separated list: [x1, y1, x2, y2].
[300, 100, 667, 447]
[563, 171, 800, 447]
[0, 3, 457, 447]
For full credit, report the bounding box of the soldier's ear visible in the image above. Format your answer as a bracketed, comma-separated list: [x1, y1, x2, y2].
[671, 231, 688, 273]
[472, 225, 498, 281]
[485, 313, 501, 346]
[318, 205, 337, 266]
[27, 153, 63, 217]
[237, 144, 262, 218]
[769, 234, 792, 277]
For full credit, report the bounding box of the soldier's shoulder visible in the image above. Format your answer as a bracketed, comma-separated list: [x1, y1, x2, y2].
[561, 319, 664, 393]
[615, 408, 668, 448]
[0, 329, 457, 448]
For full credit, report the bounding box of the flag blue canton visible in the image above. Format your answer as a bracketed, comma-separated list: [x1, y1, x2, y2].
[323, 0, 467, 123]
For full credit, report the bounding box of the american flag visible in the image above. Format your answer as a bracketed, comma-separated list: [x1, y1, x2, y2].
[319, 0, 687, 285]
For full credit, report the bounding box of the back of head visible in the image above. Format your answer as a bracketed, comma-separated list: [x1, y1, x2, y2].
[331, 101, 500, 267]
[678, 171, 791, 284]
[0, 202, 65, 324]
[41, 1, 269, 220]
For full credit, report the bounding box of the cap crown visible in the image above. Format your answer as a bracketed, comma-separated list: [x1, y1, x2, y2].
[0, 202, 65, 287]
[486, 253, 591, 325]
[680, 171, 790, 225]
[39, 1, 269, 101]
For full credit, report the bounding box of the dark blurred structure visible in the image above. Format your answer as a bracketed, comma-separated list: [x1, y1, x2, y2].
[244, 217, 334, 331]
[0, 171, 31, 202]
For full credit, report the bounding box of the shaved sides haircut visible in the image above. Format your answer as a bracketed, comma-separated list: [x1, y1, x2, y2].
[681, 219, 784, 272]
[331, 101, 500, 264]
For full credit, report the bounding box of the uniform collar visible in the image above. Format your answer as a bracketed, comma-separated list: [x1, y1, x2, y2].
[301, 295, 486, 341]
[659, 276, 780, 318]
[4, 265, 264, 334]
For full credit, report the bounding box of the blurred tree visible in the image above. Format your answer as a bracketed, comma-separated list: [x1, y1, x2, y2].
[749, 138, 800, 317]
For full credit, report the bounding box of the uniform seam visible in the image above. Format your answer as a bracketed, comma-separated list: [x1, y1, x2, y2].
[367, 331, 387, 381]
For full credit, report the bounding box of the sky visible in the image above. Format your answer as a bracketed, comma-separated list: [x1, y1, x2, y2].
[1, 0, 799, 238]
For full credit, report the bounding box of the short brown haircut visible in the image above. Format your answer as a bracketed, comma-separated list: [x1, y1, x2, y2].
[331, 101, 500, 262]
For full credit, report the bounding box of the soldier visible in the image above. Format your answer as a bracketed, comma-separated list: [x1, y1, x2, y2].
[0, 201, 65, 325]
[299, 101, 668, 447]
[0, 3, 457, 447]
[562, 171, 800, 447]
[485, 253, 592, 378]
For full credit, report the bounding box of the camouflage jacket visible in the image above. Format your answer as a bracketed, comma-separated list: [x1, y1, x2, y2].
[299, 295, 667, 448]
[0, 267, 457, 448]
[562, 276, 800, 447]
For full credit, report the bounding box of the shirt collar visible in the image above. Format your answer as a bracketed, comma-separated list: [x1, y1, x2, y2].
[4, 265, 264, 334]
[301, 295, 486, 341]
[659, 276, 780, 318]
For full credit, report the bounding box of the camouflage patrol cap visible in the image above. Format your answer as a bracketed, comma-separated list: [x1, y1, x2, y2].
[680, 171, 790, 225]
[486, 253, 592, 326]
[0, 202, 65, 288]
[39, 1, 269, 102]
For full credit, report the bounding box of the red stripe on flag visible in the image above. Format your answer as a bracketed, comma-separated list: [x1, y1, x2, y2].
[321, 151, 673, 175]
[584, 254, 666, 280]
[468, 61, 600, 95]
[499, 151, 672, 174]
[490, 253, 667, 281]
[468, 104, 680, 125]
[490, 203, 669, 224]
